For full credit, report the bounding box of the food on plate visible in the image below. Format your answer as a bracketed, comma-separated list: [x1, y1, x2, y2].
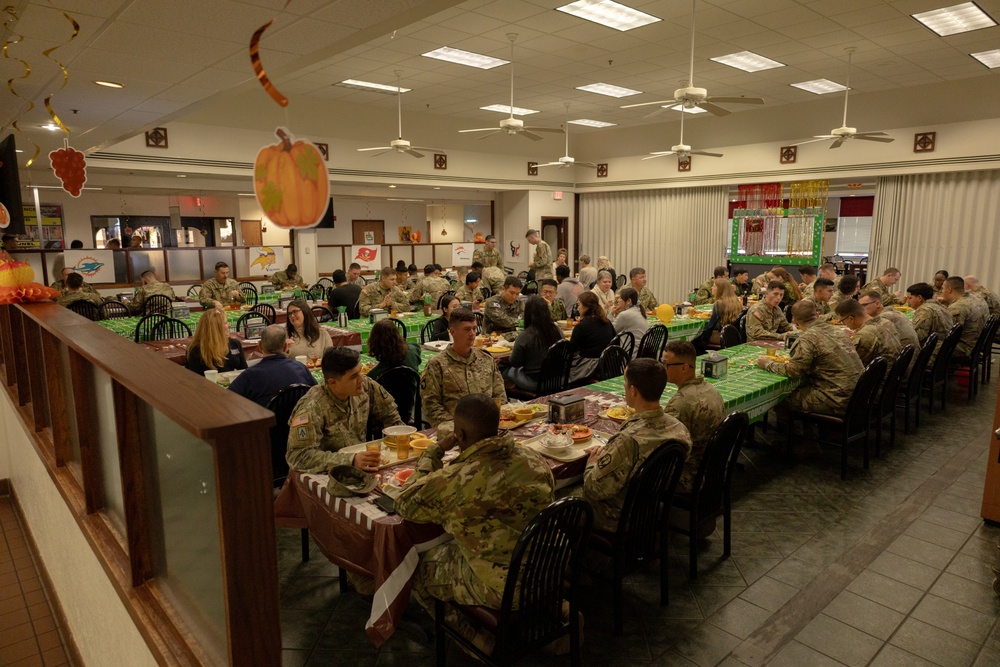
[539, 433, 573, 452]
[394, 469, 415, 485]
[606, 405, 634, 421]
[485, 346, 508, 353]
[499, 419, 519, 429]
[360, 361, 376, 375]
[550, 424, 593, 441]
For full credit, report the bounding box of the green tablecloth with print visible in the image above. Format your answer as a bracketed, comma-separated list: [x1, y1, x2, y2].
[309, 348, 438, 382]
[590, 343, 799, 424]
[95, 309, 245, 338]
[343, 314, 439, 345]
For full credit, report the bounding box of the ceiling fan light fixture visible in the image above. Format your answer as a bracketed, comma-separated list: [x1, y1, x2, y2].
[671, 104, 707, 114]
[576, 82, 642, 97]
[557, 0, 661, 32]
[911, 2, 996, 36]
[970, 48, 1000, 68]
[790, 79, 847, 95]
[710, 51, 785, 72]
[480, 104, 539, 116]
[422, 46, 508, 69]
[337, 79, 411, 94]
[567, 118, 616, 128]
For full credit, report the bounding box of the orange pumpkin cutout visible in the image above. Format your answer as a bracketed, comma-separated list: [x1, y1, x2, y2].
[0, 202, 9, 228]
[253, 127, 329, 228]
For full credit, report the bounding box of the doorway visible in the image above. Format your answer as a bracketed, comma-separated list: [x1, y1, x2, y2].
[352, 220, 385, 245]
[540, 217, 567, 258]
[241, 220, 263, 246]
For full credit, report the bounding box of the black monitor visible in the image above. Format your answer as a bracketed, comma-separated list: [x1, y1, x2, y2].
[315, 197, 335, 229]
[0, 134, 25, 235]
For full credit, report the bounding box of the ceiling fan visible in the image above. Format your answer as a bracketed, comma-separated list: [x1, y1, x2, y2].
[459, 33, 563, 141]
[536, 104, 599, 169]
[620, 0, 764, 118]
[794, 48, 894, 149]
[357, 71, 443, 158]
[643, 106, 722, 161]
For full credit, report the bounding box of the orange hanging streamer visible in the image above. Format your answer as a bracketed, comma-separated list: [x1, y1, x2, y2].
[249, 1, 293, 108]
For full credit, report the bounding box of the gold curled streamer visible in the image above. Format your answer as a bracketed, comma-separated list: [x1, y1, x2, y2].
[2, 7, 40, 167]
[41, 3, 80, 135]
[250, 1, 293, 108]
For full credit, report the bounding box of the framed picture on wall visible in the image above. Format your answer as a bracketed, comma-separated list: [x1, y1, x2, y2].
[825, 217, 838, 232]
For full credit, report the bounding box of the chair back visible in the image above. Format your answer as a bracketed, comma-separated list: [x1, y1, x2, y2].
[609, 331, 635, 358]
[186, 285, 201, 298]
[733, 310, 748, 343]
[496, 497, 592, 653]
[845, 357, 886, 437]
[690, 412, 749, 522]
[636, 324, 668, 359]
[100, 300, 131, 320]
[597, 345, 629, 380]
[615, 275, 627, 290]
[316, 277, 334, 288]
[420, 317, 446, 344]
[966, 314, 999, 366]
[536, 340, 573, 395]
[388, 317, 407, 338]
[517, 271, 529, 280]
[878, 345, 913, 417]
[906, 332, 936, 386]
[372, 366, 420, 425]
[234, 311, 270, 334]
[479, 286, 492, 300]
[930, 323, 963, 379]
[435, 291, 456, 310]
[473, 311, 484, 335]
[719, 325, 742, 349]
[239, 281, 258, 305]
[783, 304, 794, 322]
[266, 384, 312, 485]
[134, 313, 170, 342]
[67, 300, 102, 321]
[143, 294, 173, 315]
[523, 280, 538, 295]
[308, 284, 326, 300]
[569, 301, 580, 319]
[250, 303, 277, 323]
[149, 317, 192, 341]
[311, 305, 334, 323]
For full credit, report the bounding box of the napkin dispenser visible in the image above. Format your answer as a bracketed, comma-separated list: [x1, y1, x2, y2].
[369, 308, 388, 324]
[260, 284, 275, 295]
[678, 301, 693, 316]
[548, 394, 585, 424]
[172, 304, 190, 319]
[460, 300, 473, 309]
[700, 351, 728, 379]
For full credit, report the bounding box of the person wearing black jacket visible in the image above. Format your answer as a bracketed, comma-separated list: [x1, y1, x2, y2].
[503, 296, 563, 391]
[327, 269, 362, 319]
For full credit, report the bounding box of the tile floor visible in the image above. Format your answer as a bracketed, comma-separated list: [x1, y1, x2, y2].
[276, 373, 1000, 667]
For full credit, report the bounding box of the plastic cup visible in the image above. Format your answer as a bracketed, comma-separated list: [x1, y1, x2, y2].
[204, 370, 219, 382]
[396, 435, 410, 459]
[365, 441, 381, 454]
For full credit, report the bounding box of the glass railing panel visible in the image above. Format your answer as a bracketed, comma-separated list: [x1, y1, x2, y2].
[201, 249, 232, 278]
[128, 251, 166, 284]
[165, 249, 202, 282]
[91, 367, 125, 533]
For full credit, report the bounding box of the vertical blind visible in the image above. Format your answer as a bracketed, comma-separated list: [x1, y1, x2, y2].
[578, 186, 728, 304]
[871, 170, 1000, 289]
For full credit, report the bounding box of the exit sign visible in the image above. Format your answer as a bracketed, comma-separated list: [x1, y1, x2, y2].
[553, 191, 563, 200]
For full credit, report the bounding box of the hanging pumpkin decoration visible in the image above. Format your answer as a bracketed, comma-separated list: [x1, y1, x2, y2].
[474, 232, 484, 243]
[0, 203, 10, 228]
[0, 260, 34, 287]
[0, 258, 59, 304]
[253, 127, 329, 228]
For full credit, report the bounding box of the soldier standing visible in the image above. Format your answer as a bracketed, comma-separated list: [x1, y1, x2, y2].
[526, 229, 553, 280]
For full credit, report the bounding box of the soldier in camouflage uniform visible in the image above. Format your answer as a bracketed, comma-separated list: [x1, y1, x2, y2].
[397, 394, 554, 654]
[732, 269, 752, 299]
[409, 265, 452, 309]
[695, 266, 729, 305]
[618, 267, 658, 311]
[836, 299, 902, 381]
[661, 342, 724, 495]
[420, 309, 507, 429]
[472, 235, 504, 274]
[539, 279, 567, 321]
[347, 263, 366, 288]
[757, 300, 863, 417]
[358, 267, 410, 316]
[965, 275, 1000, 318]
[526, 229, 553, 280]
[50, 267, 99, 295]
[454, 271, 484, 306]
[862, 267, 904, 306]
[199, 261, 245, 309]
[905, 282, 954, 363]
[829, 274, 860, 314]
[818, 264, 841, 291]
[750, 271, 773, 295]
[746, 281, 793, 341]
[482, 277, 524, 335]
[798, 266, 817, 299]
[286, 348, 403, 474]
[132, 270, 176, 313]
[57, 273, 104, 308]
[859, 292, 920, 352]
[270, 263, 307, 290]
[577, 359, 691, 532]
[941, 276, 987, 358]
[806, 278, 835, 321]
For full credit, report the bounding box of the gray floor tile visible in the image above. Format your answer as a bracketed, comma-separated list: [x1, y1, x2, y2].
[889, 617, 980, 667]
[732, 557, 781, 586]
[960, 534, 999, 562]
[887, 534, 958, 569]
[671, 623, 741, 667]
[946, 553, 997, 587]
[738, 576, 799, 613]
[868, 644, 940, 667]
[910, 594, 996, 644]
[868, 551, 943, 590]
[789, 538, 846, 568]
[904, 519, 970, 550]
[822, 590, 904, 641]
[766, 557, 823, 589]
[920, 505, 984, 534]
[846, 570, 923, 614]
[769, 640, 848, 667]
[795, 613, 883, 667]
[973, 645, 1000, 667]
[928, 572, 1000, 616]
[690, 585, 744, 618]
[706, 598, 772, 640]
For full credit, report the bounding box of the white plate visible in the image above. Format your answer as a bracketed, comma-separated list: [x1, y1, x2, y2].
[519, 430, 611, 462]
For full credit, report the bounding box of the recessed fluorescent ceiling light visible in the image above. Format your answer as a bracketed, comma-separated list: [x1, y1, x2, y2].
[911, 2, 996, 36]
[422, 46, 508, 69]
[557, 0, 661, 31]
[710, 51, 785, 72]
[790, 79, 847, 94]
[576, 82, 641, 97]
[337, 79, 410, 93]
[480, 104, 539, 115]
[671, 104, 707, 114]
[971, 48, 1000, 67]
[567, 118, 616, 128]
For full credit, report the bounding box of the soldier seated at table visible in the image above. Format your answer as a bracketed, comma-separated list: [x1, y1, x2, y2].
[228, 325, 315, 408]
[327, 269, 361, 319]
[270, 263, 307, 290]
[358, 266, 410, 317]
[731, 269, 752, 299]
[859, 291, 920, 354]
[57, 272, 104, 308]
[396, 394, 554, 654]
[50, 266, 99, 295]
[905, 282, 953, 363]
[577, 358, 691, 533]
[286, 347, 403, 474]
[836, 298, 902, 382]
[862, 267, 904, 307]
[619, 267, 658, 312]
[965, 275, 1000, 318]
[695, 266, 729, 305]
[661, 341, 724, 495]
[454, 271, 484, 309]
[132, 269, 176, 313]
[410, 264, 452, 309]
[806, 278, 835, 321]
[420, 309, 506, 434]
[481, 276, 524, 336]
[200, 261, 245, 310]
[746, 281, 793, 342]
[941, 276, 988, 360]
[539, 279, 567, 321]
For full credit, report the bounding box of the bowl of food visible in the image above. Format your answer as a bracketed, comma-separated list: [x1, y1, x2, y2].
[550, 424, 593, 442]
[513, 407, 535, 421]
[540, 433, 573, 453]
[409, 437, 433, 454]
[382, 425, 416, 446]
[394, 468, 415, 485]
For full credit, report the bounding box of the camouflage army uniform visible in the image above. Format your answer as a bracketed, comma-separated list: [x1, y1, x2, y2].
[472, 246, 505, 272]
[57, 290, 103, 308]
[911, 301, 954, 363]
[664, 378, 724, 494]
[805, 295, 833, 321]
[732, 279, 752, 299]
[454, 284, 483, 304]
[694, 278, 715, 305]
[974, 287, 1000, 317]
[530, 240, 553, 280]
[948, 292, 987, 358]
[199, 277, 245, 309]
[751, 273, 770, 293]
[761, 320, 863, 416]
[619, 284, 658, 311]
[482, 294, 524, 334]
[862, 278, 902, 306]
[349, 276, 367, 288]
[579, 409, 691, 532]
[851, 315, 902, 382]
[285, 377, 402, 473]
[358, 282, 410, 316]
[50, 278, 98, 296]
[548, 297, 567, 321]
[878, 308, 920, 352]
[746, 300, 792, 341]
[481, 266, 506, 295]
[800, 281, 815, 299]
[420, 347, 506, 426]
[270, 270, 306, 290]
[410, 276, 452, 308]
[132, 279, 176, 313]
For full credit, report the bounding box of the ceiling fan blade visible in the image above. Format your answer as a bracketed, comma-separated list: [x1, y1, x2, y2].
[411, 146, 445, 152]
[642, 152, 675, 160]
[697, 101, 730, 117]
[708, 96, 764, 105]
[520, 130, 544, 141]
[404, 149, 425, 158]
[577, 161, 600, 168]
[621, 99, 674, 110]
[829, 138, 846, 149]
[792, 137, 834, 146]
[524, 126, 564, 134]
[476, 131, 501, 140]
[367, 150, 391, 158]
[854, 134, 894, 143]
[643, 107, 670, 119]
[357, 146, 392, 152]
[459, 127, 497, 134]
[691, 150, 723, 158]
[535, 162, 562, 168]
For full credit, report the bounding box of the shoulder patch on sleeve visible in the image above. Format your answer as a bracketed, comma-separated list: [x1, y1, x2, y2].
[597, 453, 612, 469]
[296, 426, 308, 441]
[291, 413, 309, 427]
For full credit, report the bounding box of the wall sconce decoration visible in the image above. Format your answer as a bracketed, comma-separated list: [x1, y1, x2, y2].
[434, 153, 447, 170]
[597, 163, 608, 178]
[913, 132, 935, 153]
[678, 157, 691, 172]
[527, 161, 538, 176]
[145, 127, 168, 149]
[780, 146, 797, 164]
[315, 143, 329, 160]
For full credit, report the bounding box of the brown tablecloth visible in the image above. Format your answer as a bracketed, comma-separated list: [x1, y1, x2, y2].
[139, 333, 263, 365]
[321, 325, 362, 348]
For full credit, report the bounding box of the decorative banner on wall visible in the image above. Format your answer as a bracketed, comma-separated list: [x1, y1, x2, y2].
[249, 246, 284, 274]
[398, 226, 412, 242]
[64, 250, 114, 282]
[351, 245, 381, 270]
[451, 242, 473, 266]
[506, 239, 523, 264]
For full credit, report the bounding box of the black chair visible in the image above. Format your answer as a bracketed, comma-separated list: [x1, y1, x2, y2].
[372, 366, 421, 427]
[872, 345, 914, 456]
[308, 284, 326, 300]
[134, 313, 170, 342]
[266, 384, 313, 563]
[67, 300, 102, 321]
[924, 323, 963, 413]
[149, 317, 192, 341]
[143, 293, 173, 315]
[234, 311, 271, 334]
[421, 317, 447, 344]
[387, 317, 407, 339]
[316, 277, 334, 288]
[897, 332, 937, 435]
[615, 275, 627, 290]
[636, 324, 668, 360]
[569, 302, 580, 319]
[435, 497, 592, 667]
[733, 310, 748, 343]
[587, 440, 688, 634]
[239, 281, 258, 305]
[509, 340, 573, 400]
[436, 291, 456, 310]
[980, 314, 1000, 383]
[312, 305, 335, 323]
[474, 311, 484, 335]
[596, 345, 629, 380]
[783, 303, 794, 322]
[609, 331, 635, 358]
[719, 325, 743, 349]
[250, 303, 277, 323]
[479, 286, 492, 300]
[100, 300, 131, 319]
[523, 280, 538, 295]
[670, 412, 749, 580]
[186, 285, 201, 298]
[517, 271, 529, 280]
[952, 314, 998, 399]
[788, 357, 887, 480]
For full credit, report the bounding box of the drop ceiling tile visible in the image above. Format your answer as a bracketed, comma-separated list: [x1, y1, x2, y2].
[753, 5, 824, 26]
[90, 22, 243, 66]
[213, 47, 301, 74]
[830, 4, 905, 28]
[70, 48, 202, 84]
[407, 24, 478, 46]
[472, 0, 549, 23]
[46, 0, 131, 18]
[772, 17, 852, 40]
[724, 0, 801, 18]
[118, 0, 276, 39]
[155, 84, 223, 104]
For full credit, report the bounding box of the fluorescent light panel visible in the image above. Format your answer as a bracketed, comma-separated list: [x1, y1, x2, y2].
[567, 118, 616, 128]
[422, 46, 508, 69]
[557, 0, 661, 31]
[971, 48, 1000, 68]
[790, 79, 847, 94]
[480, 104, 539, 115]
[337, 79, 410, 93]
[911, 2, 996, 36]
[710, 50, 785, 72]
[576, 82, 642, 97]
[93, 80, 124, 88]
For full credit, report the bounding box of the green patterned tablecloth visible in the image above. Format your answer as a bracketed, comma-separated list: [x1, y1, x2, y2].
[590, 343, 799, 424]
[95, 309, 244, 338]
[343, 314, 439, 345]
[310, 349, 438, 382]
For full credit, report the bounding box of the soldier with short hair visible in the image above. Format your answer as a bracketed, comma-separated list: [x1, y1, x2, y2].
[132, 269, 176, 313]
[905, 282, 954, 363]
[481, 276, 524, 336]
[807, 277, 835, 321]
[538, 279, 566, 321]
[409, 264, 452, 309]
[731, 269, 752, 298]
[836, 298, 902, 379]
[965, 275, 1000, 318]
[473, 235, 505, 294]
[746, 281, 793, 341]
[620, 267, 658, 311]
[858, 291, 920, 352]
[695, 266, 729, 305]
[941, 276, 987, 359]
[270, 263, 307, 290]
[57, 272, 104, 308]
[200, 261, 245, 310]
[454, 271, 484, 307]
[819, 263, 841, 292]
[526, 229, 553, 280]
[347, 262, 366, 287]
[50, 266, 99, 295]
[799, 266, 817, 298]
[358, 266, 409, 316]
[862, 267, 904, 306]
